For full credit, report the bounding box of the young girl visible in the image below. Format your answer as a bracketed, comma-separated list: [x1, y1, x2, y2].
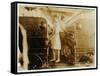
[50, 15, 61, 63]
[18, 24, 29, 70]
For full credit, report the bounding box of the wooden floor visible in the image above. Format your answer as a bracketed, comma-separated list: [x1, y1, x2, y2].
[41, 61, 94, 69]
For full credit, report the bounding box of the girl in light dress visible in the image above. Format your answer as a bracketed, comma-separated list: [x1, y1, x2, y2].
[50, 15, 61, 63]
[18, 24, 29, 70]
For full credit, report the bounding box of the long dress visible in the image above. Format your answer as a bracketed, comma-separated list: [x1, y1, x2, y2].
[51, 21, 61, 50]
[19, 24, 29, 70]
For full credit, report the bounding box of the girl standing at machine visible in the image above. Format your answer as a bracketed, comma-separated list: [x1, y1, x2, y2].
[50, 14, 61, 63]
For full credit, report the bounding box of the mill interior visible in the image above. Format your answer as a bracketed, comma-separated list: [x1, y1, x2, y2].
[18, 5, 96, 71]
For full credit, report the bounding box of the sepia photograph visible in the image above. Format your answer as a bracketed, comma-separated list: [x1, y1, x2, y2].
[11, 2, 97, 73]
